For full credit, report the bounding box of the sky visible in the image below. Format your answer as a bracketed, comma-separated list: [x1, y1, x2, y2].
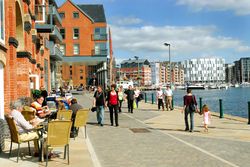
[56, 0, 250, 64]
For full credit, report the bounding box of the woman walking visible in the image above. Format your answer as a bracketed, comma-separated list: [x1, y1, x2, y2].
[118, 86, 124, 113]
[107, 84, 119, 126]
[156, 87, 164, 111]
[183, 88, 198, 132]
[93, 85, 106, 126]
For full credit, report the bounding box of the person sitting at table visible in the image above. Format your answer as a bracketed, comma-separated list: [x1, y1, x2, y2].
[10, 99, 41, 155]
[31, 95, 51, 118]
[69, 98, 83, 137]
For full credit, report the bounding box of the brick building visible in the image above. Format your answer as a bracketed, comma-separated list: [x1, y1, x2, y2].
[0, 0, 62, 118]
[120, 59, 151, 86]
[58, 1, 108, 88]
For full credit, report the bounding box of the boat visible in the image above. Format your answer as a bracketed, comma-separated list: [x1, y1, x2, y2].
[240, 82, 250, 88]
[187, 84, 205, 90]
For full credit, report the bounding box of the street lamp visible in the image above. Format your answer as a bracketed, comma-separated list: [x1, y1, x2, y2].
[134, 56, 139, 86]
[164, 43, 171, 85]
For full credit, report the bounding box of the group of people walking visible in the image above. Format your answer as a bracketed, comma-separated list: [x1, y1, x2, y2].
[93, 84, 211, 132]
[92, 84, 142, 127]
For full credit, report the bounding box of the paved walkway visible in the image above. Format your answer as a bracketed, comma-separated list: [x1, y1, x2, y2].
[1, 91, 249, 167]
[76, 92, 250, 167]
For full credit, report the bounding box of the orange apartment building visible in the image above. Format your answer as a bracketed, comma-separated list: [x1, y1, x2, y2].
[58, 0, 108, 88]
[120, 59, 152, 86]
[0, 0, 62, 119]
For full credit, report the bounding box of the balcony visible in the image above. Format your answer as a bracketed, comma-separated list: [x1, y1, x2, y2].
[50, 26, 63, 43]
[46, 41, 63, 61]
[92, 34, 108, 41]
[92, 49, 108, 56]
[35, 5, 62, 32]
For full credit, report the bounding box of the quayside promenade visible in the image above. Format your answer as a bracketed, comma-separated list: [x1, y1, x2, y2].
[0, 91, 249, 167]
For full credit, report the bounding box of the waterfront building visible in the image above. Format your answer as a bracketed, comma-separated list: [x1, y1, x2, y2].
[162, 61, 184, 85]
[160, 65, 166, 85]
[150, 62, 160, 86]
[58, 1, 108, 88]
[120, 58, 151, 86]
[225, 64, 235, 84]
[183, 58, 225, 83]
[1, 0, 60, 118]
[35, 0, 63, 90]
[234, 57, 250, 83]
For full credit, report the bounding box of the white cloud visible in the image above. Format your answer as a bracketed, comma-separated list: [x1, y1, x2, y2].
[176, 0, 250, 15]
[110, 16, 143, 26]
[110, 24, 250, 59]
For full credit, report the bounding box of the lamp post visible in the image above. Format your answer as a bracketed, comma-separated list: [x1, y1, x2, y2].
[164, 43, 171, 85]
[134, 56, 139, 86]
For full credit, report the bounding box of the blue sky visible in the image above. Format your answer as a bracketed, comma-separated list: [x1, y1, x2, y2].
[56, 0, 250, 64]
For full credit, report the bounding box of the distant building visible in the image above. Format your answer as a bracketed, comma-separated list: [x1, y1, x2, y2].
[183, 58, 225, 83]
[234, 57, 250, 83]
[150, 62, 160, 85]
[58, 1, 108, 88]
[120, 59, 151, 86]
[162, 61, 184, 85]
[225, 64, 235, 83]
[160, 65, 166, 85]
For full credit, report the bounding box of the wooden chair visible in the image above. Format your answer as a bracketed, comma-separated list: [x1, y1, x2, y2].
[46, 120, 72, 167]
[74, 109, 89, 139]
[56, 110, 72, 120]
[5, 115, 39, 162]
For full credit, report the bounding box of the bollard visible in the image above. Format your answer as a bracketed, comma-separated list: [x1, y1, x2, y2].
[145, 93, 147, 103]
[199, 97, 202, 112]
[248, 102, 250, 124]
[219, 99, 223, 118]
[171, 96, 174, 109]
[152, 93, 154, 104]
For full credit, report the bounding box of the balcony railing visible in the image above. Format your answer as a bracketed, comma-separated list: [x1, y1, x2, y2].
[92, 34, 108, 41]
[50, 26, 63, 43]
[47, 41, 63, 61]
[35, 5, 62, 25]
[92, 49, 108, 56]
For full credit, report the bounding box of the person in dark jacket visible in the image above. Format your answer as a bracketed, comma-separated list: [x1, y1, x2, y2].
[124, 85, 135, 113]
[93, 85, 106, 126]
[182, 88, 198, 132]
[69, 98, 83, 137]
[106, 84, 119, 126]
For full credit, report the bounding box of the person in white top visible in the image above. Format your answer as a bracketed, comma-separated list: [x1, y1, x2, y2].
[164, 85, 173, 111]
[134, 87, 141, 108]
[156, 87, 164, 111]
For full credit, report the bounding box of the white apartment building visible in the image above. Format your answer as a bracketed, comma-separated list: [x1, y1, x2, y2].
[151, 62, 160, 85]
[183, 58, 225, 83]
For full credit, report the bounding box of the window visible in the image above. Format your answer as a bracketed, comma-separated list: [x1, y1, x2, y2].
[80, 76, 83, 80]
[73, 44, 79, 55]
[60, 28, 65, 39]
[73, 28, 79, 39]
[80, 69, 83, 73]
[73, 12, 79, 18]
[59, 12, 65, 19]
[60, 44, 65, 55]
[70, 70, 72, 75]
[0, 0, 5, 44]
[70, 65, 72, 68]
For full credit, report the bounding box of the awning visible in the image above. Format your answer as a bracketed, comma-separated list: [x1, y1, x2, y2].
[62, 55, 107, 65]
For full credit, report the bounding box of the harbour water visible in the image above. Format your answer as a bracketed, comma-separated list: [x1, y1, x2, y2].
[144, 87, 250, 118]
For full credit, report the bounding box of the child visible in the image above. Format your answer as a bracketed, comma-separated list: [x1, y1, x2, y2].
[202, 104, 211, 132]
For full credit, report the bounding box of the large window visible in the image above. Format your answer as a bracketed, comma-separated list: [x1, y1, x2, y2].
[0, 0, 5, 44]
[73, 12, 79, 18]
[73, 44, 79, 55]
[73, 28, 79, 39]
[60, 28, 65, 39]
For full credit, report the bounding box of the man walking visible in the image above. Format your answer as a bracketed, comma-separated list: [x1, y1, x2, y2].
[164, 85, 173, 111]
[124, 85, 135, 113]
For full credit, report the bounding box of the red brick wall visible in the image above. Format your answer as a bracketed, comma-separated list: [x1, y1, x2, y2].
[4, 0, 51, 114]
[58, 1, 106, 86]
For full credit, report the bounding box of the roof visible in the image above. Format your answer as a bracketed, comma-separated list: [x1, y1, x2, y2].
[121, 59, 150, 65]
[77, 4, 106, 23]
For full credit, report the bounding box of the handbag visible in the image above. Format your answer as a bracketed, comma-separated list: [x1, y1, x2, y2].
[91, 107, 97, 112]
[133, 100, 137, 109]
